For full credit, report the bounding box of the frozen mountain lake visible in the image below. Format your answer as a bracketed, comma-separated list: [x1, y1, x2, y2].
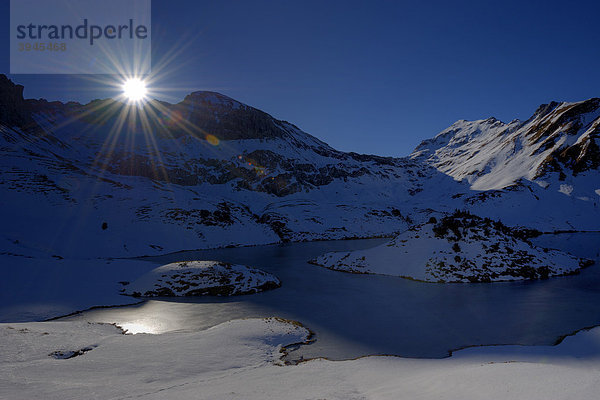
[68, 233, 600, 361]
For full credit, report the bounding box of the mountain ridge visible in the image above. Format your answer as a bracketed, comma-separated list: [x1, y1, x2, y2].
[411, 97, 600, 195]
[1, 74, 599, 258]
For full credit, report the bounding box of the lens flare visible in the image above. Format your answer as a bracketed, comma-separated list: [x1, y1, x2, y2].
[206, 134, 220, 146]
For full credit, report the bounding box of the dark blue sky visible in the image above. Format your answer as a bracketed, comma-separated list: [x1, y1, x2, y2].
[2, 0, 600, 156]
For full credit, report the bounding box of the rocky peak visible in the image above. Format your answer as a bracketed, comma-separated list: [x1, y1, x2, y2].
[529, 101, 561, 121]
[0, 74, 31, 127]
[170, 91, 286, 140]
[184, 91, 248, 110]
[410, 96, 600, 192]
[526, 98, 600, 140]
[523, 98, 600, 175]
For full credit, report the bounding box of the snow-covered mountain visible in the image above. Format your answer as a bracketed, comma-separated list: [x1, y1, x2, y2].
[411, 99, 600, 199]
[411, 98, 600, 230]
[0, 75, 464, 258]
[1, 74, 599, 259]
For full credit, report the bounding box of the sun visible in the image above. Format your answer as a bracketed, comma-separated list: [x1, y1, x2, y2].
[122, 78, 148, 102]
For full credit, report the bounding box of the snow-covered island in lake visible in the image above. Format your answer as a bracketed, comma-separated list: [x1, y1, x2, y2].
[123, 261, 281, 297]
[311, 211, 594, 282]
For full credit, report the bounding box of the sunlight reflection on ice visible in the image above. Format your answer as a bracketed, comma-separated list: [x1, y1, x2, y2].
[118, 320, 161, 335]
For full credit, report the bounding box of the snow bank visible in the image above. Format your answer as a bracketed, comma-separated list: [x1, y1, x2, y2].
[1, 316, 600, 400]
[123, 260, 281, 297]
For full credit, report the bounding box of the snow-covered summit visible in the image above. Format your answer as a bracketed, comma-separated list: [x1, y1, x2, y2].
[185, 91, 247, 109]
[411, 98, 600, 198]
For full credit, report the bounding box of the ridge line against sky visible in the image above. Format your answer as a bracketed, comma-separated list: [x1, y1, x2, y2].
[1, 0, 600, 157]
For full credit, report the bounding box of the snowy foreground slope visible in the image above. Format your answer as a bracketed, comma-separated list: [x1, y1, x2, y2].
[2, 317, 600, 400]
[2, 75, 600, 260]
[123, 261, 281, 297]
[312, 212, 592, 282]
